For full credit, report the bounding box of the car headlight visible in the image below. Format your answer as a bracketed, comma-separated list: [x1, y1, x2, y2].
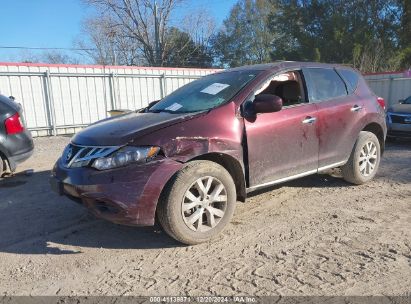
[92, 146, 160, 170]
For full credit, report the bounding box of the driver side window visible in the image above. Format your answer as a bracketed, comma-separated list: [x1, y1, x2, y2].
[254, 70, 307, 107]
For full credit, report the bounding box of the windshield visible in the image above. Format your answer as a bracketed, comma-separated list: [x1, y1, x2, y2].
[149, 70, 260, 113]
[404, 96, 411, 104]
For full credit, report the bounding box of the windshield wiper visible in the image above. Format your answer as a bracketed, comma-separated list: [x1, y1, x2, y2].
[148, 109, 177, 113]
[149, 109, 203, 114]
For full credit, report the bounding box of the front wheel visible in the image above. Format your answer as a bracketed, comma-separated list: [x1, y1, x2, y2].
[341, 131, 381, 185]
[157, 160, 236, 245]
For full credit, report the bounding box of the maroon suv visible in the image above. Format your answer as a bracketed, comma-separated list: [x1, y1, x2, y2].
[51, 62, 386, 244]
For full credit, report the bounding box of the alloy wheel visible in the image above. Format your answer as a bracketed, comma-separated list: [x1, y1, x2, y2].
[182, 176, 227, 232]
[359, 141, 378, 177]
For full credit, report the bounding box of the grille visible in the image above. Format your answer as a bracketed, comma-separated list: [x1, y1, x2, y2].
[389, 114, 411, 124]
[62, 144, 120, 168]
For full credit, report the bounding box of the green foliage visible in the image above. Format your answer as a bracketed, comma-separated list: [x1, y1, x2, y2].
[269, 0, 404, 72]
[211, 0, 276, 67]
[214, 0, 411, 72]
[164, 27, 213, 68]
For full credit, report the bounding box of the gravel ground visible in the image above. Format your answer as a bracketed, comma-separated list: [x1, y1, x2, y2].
[0, 136, 410, 296]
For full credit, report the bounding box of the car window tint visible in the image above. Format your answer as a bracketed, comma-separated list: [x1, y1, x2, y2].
[305, 68, 348, 102]
[338, 69, 360, 93]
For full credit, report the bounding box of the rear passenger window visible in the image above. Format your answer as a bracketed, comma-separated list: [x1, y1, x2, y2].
[338, 69, 359, 93]
[304, 68, 348, 102]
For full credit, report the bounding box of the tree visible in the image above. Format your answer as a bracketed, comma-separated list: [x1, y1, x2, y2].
[75, 16, 143, 65]
[84, 0, 181, 66]
[41, 51, 80, 64]
[164, 27, 213, 67]
[269, 0, 404, 72]
[18, 50, 79, 64]
[397, 0, 411, 69]
[80, 0, 215, 67]
[212, 0, 276, 67]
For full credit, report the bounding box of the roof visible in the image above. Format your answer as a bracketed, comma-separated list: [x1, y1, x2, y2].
[225, 61, 356, 72]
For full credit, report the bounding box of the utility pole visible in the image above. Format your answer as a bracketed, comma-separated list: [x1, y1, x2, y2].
[108, 28, 117, 66]
[154, 1, 161, 66]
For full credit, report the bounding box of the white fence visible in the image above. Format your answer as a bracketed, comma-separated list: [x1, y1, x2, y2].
[0, 63, 410, 137]
[364, 71, 411, 108]
[0, 63, 219, 137]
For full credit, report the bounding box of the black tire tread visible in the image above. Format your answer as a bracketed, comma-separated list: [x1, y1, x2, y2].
[157, 160, 236, 245]
[0, 155, 4, 177]
[341, 131, 381, 185]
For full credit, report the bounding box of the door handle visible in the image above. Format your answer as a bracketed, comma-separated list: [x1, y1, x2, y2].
[302, 116, 316, 124]
[351, 105, 363, 112]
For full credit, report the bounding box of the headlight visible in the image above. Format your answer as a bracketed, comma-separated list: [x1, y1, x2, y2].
[92, 146, 160, 170]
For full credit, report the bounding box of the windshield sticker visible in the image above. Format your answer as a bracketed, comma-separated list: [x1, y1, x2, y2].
[165, 103, 183, 111]
[201, 83, 230, 95]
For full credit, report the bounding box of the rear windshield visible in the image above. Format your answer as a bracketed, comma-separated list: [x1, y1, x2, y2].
[149, 70, 260, 113]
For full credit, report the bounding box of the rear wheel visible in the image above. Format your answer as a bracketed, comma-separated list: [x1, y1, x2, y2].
[341, 131, 381, 185]
[0, 155, 4, 177]
[157, 160, 236, 245]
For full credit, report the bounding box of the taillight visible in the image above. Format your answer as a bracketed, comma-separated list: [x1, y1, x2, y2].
[4, 113, 24, 135]
[377, 97, 385, 110]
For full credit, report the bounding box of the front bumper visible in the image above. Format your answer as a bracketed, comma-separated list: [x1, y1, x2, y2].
[386, 113, 411, 138]
[50, 156, 183, 226]
[387, 123, 411, 138]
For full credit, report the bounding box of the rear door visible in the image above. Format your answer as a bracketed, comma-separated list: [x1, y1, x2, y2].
[244, 70, 319, 187]
[302, 68, 363, 168]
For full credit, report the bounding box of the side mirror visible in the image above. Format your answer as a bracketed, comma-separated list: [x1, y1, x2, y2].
[9, 96, 15, 100]
[399, 99, 405, 104]
[253, 94, 283, 114]
[148, 100, 160, 108]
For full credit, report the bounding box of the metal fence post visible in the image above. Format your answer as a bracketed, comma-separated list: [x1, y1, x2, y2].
[160, 73, 166, 98]
[44, 70, 57, 136]
[387, 77, 394, 108]
[108, 73, 116, 111]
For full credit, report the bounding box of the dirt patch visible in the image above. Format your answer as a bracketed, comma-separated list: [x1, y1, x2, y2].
[0, 136, 410, 296]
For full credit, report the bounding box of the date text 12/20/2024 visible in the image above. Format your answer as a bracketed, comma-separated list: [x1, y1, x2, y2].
[149, 296, 257, 303]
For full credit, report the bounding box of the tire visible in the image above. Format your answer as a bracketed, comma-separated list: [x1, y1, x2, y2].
[157, 160, 236, 245]
[0, 155, 4, 177]
[341, 131, 381, 185]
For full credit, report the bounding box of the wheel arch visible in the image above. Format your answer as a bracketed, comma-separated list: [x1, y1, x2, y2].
[0, 145, 10, 174]
[189, 152, 247, 202]
[362, 122, 385, 154]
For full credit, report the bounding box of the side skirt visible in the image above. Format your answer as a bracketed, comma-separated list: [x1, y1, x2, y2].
[246, 160, 347, 193]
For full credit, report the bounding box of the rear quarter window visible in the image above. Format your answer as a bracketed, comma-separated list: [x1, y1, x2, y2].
[338, 69, 360, 93]
[304, 68, 348, 102]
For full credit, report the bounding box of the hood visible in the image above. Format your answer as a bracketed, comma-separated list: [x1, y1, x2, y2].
[388, 103, 411, 114]
[72, 111, 205, 146]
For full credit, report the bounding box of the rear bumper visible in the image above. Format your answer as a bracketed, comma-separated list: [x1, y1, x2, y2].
[50, 157, 183, 226]
[9, 148, 34, 166]
[1, 130, 34, 171]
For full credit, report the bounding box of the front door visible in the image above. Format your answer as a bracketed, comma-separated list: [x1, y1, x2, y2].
[244, 70, 320, 187]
